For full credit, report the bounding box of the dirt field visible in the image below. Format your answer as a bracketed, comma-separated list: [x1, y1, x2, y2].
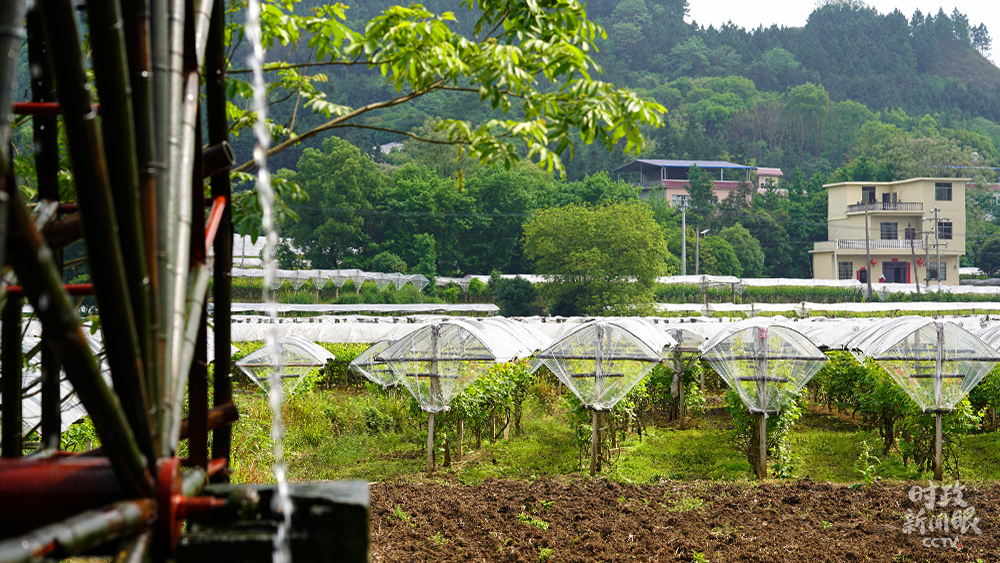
[371, 478, 1000, 562]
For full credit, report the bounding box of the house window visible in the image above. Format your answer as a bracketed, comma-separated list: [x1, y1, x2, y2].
[862, 186, 876, 203]
[880, 222, 897, 240]
[671, 194, 690, 208]
[937, 221, 952, 240]
[904, 227, 917, 240]
[838, 262, 853, 280]
[927, 261, 947, 281]
[935, 182, 952, 201]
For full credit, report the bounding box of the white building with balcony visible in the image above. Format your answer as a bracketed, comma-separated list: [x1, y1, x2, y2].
[811, 178, 966, 285]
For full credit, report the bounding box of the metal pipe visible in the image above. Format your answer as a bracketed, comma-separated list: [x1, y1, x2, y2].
[0, 457, 128, 535]
[4, 183, 153, 497]
[0, 499, 155, 563]
[6, 284, 94, 297]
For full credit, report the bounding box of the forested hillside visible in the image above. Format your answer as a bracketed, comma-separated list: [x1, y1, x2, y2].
[72, 0, 991, 297]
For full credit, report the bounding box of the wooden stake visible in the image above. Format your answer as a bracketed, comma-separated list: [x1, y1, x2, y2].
[758, 413, 768, 480]
[934, 413, 943, 481]
[427, 412, 435, 475]
[456, 418, 464, 460]
[590, 410, 599, 477]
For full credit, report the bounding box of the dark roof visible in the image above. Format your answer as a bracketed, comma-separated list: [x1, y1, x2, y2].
[610, 159, 755, 174]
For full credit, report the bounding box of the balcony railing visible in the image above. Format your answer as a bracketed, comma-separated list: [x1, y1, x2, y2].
[838, 239, 923, 250]
[847, 201, 923, 213]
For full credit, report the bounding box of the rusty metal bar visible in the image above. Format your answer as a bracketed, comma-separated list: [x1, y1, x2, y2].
[0, 457, 128, 536]
[6, 284, 94, 297]
[0, 499, 155, 563]
[1, 296, 23, 458]
[10, 102, 103, 116]
[81, 400, 239, 458]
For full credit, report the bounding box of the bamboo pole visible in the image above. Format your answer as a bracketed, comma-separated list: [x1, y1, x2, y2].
[39, 0, 156, 469]
[0, 1, 22, 457]
[4, 182, 153, 497]
[120, 0, 163, 432]
[0, 1, 27, 175]
[207, 0, 233, 478]
[1, 295, 23, 458]
[85, 0, 157, 465]
[0, 499, 156, 562]
[27, 10, 64, 450]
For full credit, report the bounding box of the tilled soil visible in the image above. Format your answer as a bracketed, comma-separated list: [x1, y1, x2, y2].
[370, 478, 1000, 562]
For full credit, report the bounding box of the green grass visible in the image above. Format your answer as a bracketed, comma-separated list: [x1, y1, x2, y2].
[230, 388, 1000, 486]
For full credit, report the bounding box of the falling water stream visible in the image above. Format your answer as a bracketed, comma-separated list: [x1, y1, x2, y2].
[245, 2, 292, 561]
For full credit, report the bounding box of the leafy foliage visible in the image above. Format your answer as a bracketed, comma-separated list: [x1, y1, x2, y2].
[523, 201, 670, 315]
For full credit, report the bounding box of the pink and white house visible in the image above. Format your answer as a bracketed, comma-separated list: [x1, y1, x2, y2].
[611, 159, 769, 206]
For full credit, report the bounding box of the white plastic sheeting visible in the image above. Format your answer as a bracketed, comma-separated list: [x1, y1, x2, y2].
[701, 318, 828, 414]
[224, 302, 499, 315]
[532, 319, 675, 411]
[236, 334, 334, 392]
[658, 301, 1000, 316]
[381, 320, 539, 413]
[349, 340, 398, 389]
[231, 268, 430, 292]
[844, 317, 1000, 413]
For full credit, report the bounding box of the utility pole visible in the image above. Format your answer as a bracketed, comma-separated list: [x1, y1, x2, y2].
[695, 228, 710, 275]
[680, 203, 688, 275]
[923, 209, 948, 291]
[935, 208, 942, 292]
[864, 203, 873, 300]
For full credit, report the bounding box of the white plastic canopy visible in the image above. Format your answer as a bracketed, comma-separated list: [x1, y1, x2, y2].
[349, 339, 399, 389]
[701, 318, 828, 414]
[849, 318, 1000, 413]
[236, 334, 334, 392]
[532, 318, 675, 411]
[380, 320, 537, 413]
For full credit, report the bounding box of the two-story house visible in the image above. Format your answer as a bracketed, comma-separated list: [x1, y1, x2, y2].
[811, 178, 966, 285]
[610, 159, 756, 205]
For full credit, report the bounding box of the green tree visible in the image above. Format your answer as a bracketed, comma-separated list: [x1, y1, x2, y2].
[280, 137, 386, 268]
[489, 273, 537, 317]
[523, 201, 669, 315]
[228, 0, 665, 178]
[719, 223, 765, 277]
[368, 251, 407, 273]
[375, 163, 473, 276]
[975, 236, 1000, 277]
[686, 164, 716, 222]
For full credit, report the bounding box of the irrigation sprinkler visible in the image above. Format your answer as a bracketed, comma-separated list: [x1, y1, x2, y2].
[701, 320, 827, 479]
[532, 319, 673, 476]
